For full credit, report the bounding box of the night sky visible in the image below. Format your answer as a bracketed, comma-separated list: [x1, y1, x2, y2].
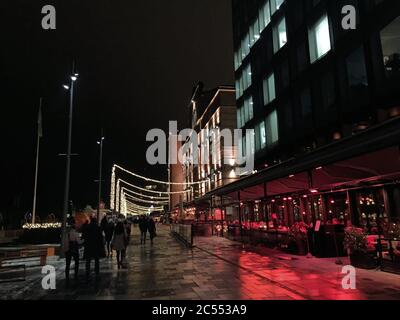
[1, 0, 234, 221]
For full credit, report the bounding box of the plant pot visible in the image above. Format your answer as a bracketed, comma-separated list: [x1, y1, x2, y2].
[350, 251, 377, 269]
[296, 239, 308, 255]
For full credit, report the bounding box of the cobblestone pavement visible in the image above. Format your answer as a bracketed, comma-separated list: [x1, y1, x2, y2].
[2, 225, 400, 300]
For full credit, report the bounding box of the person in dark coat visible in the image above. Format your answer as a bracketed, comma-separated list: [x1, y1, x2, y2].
[100, 215, 108, 233]
[148, 217, 157, 245]
[83, 218, 105, 281]
[138, 215, 148, 245]
[104, 219, 115, 258]
[63, 218, 81, 285]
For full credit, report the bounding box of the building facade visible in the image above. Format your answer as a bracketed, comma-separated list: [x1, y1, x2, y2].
[189, 0, 400, 262]
[181, 85, 238, 220]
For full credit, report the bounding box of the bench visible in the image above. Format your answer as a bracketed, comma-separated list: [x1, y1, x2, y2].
[0, 248, 48, 283]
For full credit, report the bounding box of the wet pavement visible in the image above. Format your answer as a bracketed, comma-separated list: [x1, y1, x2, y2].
[1, 224, 400, 300]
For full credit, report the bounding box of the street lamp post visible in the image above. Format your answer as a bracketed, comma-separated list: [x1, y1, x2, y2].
[97, 134, 105, 222]
[61, 63, 78, 255]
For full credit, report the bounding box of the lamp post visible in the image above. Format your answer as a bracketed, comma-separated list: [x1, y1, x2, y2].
[61, 63, 78, 255]
[97, 134, 105, 222]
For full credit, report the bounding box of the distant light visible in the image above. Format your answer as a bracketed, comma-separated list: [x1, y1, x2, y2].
[310, 189, 318, 194]
[74, 73, 79, 77]
[289, 174, 294, 178]
[63, 84, 70, 90]
[71, 76, 77, 81]
[101, 137, 105, 140]
[97, 141, 100, 145]
[316, 166, 323, 170]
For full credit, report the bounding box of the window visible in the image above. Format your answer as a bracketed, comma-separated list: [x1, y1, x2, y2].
[266, 110, 279, 146]
[271, 0, 284, 15]
[263, 73, 276, 105]
[240, 106, 245, 127]
[238, 97, 254, 127]
[273, 17, 287, 53]
[346, 47, 368, 88]
[244, 97, 254, 122]
[380, 16, 400, 78]
[251, 19, 261, 46]
[259, 1, 271, 33]
[237, 108, 242, 128]
[235, 79, 240, 99]
[255, 121, 267, 151]
[243, 64, 252, 90]
[309, 14, 331, 63]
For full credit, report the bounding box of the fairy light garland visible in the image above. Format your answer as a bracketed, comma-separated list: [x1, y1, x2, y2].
[121, 186, 169, 200]
[118, 178, 190, 195]
[116, 179, 121, 213]
[124, 198, 163, 210]
[124, 192, 169, 205]
[110, 166, 116, 210]
[23, 223, 62, 230]
[114, 164, 205, 186]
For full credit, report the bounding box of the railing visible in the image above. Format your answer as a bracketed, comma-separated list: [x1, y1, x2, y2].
[170, 224, 194, 248]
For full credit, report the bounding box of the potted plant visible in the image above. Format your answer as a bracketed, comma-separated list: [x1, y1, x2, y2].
[288, 222, 309, 255]
[344, 226, 376, 269]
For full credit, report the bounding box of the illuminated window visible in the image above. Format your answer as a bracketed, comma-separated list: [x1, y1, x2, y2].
[259, 1, 271, 33]
[266, 110, 279, 146]
[309, 14, 331, 63]
[237, 108, 242, 128]
[250, 19, 260, 46]
[263, 73, 276, 105]
[243, 64, 252, 90]
[273, 17, 287, 53]
[271, 0, 284, 15]
[255, 121, 267, 151]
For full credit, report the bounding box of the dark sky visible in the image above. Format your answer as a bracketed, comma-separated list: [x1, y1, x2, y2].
[0, 0, 234, 219]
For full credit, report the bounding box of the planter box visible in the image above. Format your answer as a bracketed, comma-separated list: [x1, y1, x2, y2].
[350, 252, 377, 269]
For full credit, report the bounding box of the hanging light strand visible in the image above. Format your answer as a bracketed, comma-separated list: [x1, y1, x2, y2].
[121, 186, 170, 200]
[118, 178, 190, 195]
[124, 192, 169, 205]
[114, 164, 205, 186]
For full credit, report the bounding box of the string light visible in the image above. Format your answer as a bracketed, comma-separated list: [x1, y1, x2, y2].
[118, 178, 189, 195]
[121, 186, 169, 200]
[23, 223, 62, 229]
[124, 192, 169, 205]
[116, 180, 121, 212]
[114, 164, 205, 186]
[110, 166, 116, 210]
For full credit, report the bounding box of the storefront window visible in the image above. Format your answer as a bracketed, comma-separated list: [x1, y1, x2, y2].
[380, 16, 400, 79]
[356, 189, 388, 232]
[324, 192, 349, 225]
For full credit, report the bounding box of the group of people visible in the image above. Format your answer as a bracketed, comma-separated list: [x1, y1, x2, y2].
[63, 214, 157, 285]
[138, 215, 157, 245]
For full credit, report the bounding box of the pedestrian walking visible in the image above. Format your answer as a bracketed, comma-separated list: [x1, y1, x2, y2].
[139, 215, 148, 244]
[148, 217, 157, 245]
[83, 217, 105, 282]
[104, 218, 115, 258]
[112, 221, 127, 269]
[62, 218, 81, 285]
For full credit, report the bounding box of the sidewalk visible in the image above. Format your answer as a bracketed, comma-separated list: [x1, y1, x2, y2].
[194, 235, 400, 300]
[2, 225, 399, 300]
